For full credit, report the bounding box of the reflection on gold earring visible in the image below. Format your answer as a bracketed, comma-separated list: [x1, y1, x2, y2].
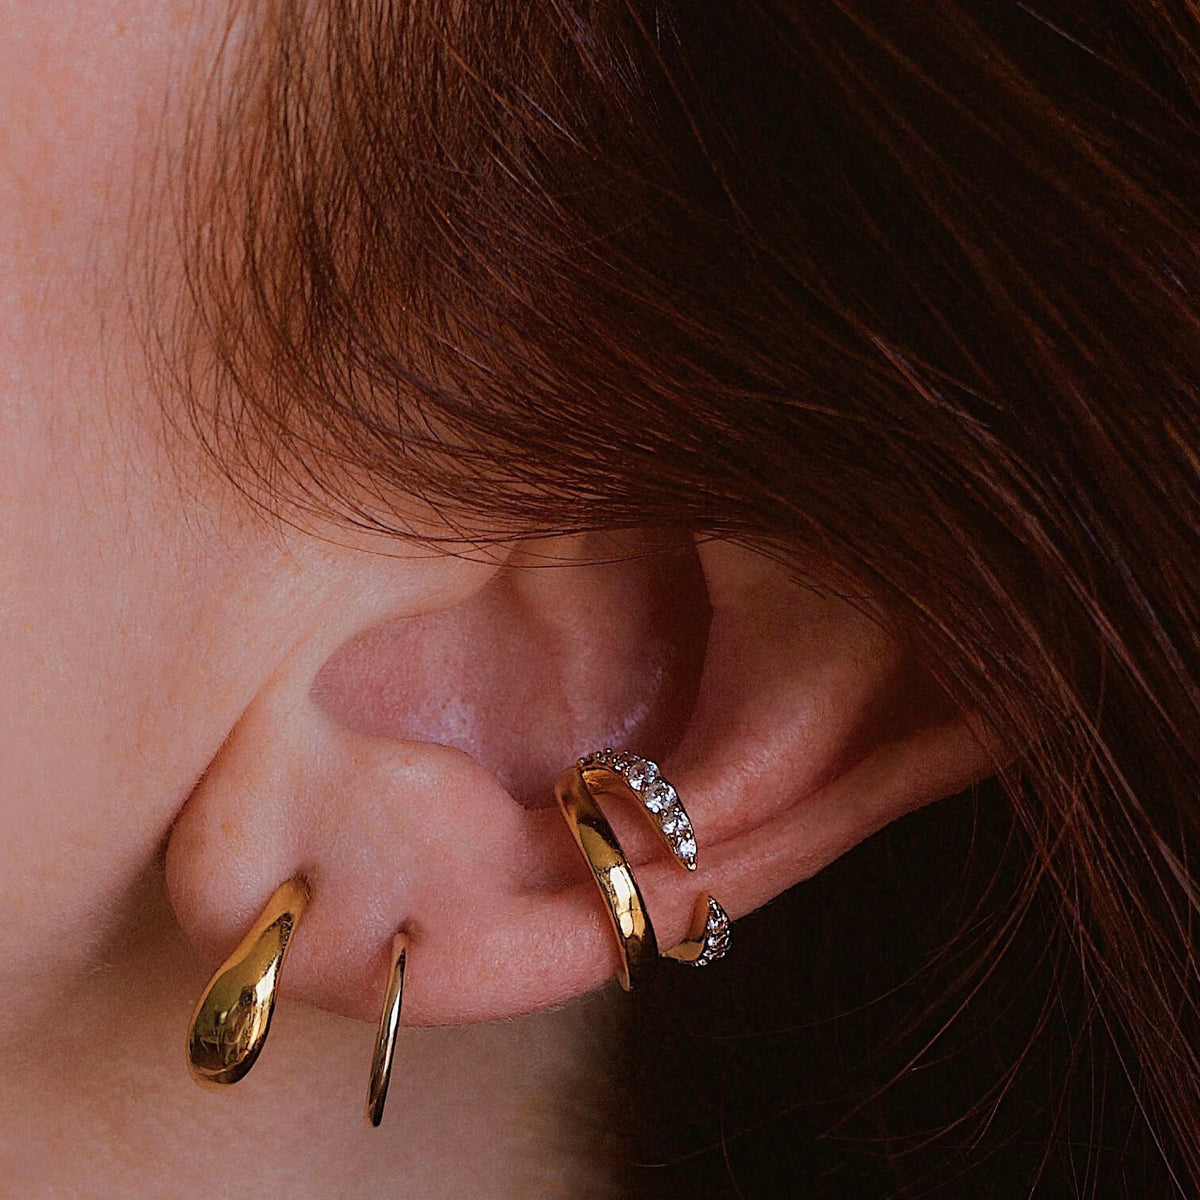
[186, 879, 309, 1089]
[555, 749, 731, 991]
[556, 759, 659, 990]
[365, 931, 409, 1128]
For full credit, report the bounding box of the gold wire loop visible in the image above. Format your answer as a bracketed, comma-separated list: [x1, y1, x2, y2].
[365, 931, 409, 1128]
[186, 878, 309, 1088]
[555, 763, 659, 990]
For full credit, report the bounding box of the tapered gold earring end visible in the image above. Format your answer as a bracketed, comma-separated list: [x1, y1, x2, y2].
[663, 893, 732, 967]
[186, 878, 309, 1089]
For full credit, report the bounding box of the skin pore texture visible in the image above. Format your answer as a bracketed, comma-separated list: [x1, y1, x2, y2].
[0, 3, 998, 1195]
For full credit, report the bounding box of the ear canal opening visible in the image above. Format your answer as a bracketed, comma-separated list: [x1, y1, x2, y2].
[309, 529, 713, 808]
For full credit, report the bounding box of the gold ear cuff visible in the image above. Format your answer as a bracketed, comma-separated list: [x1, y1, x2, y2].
[555, 749, 731, 990]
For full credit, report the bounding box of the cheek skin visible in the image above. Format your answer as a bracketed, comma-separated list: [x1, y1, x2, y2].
[0, 8, 635, 1193]
[0, 1, 508, 1044]
[0, 0, 327, 1038]
[0, 419, 335, 1037]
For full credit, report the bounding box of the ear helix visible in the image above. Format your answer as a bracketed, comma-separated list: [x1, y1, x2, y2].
[554, 749, 731, 990]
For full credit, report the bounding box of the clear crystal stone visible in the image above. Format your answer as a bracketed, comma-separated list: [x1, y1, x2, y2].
[660, 809, 687, 836]
[642, 779, 676, 813]
[677, 835, 697, 859]
[623, 758, 658, 791]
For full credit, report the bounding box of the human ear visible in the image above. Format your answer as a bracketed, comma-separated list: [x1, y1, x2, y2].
[165, 531, 1000, 1027]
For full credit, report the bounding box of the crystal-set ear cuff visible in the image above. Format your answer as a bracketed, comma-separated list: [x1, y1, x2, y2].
[555, 749, 731, 990]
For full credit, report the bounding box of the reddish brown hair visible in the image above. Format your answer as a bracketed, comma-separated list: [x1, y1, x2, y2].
[170, 1, 1200, 1191]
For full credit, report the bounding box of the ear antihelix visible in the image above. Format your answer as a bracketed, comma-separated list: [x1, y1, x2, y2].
[186, 879, 309, 1089]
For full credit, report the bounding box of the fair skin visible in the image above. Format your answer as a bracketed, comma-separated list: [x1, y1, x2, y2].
[0, 4, 997, 1195]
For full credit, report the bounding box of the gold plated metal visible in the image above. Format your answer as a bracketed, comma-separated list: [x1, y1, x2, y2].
[558, 750, 733, 985]
[365, 931, 409, 1128]
[555, 764, 659, 990]
[663, 893, 733, 967]
[187, 879, 309, 1088]
[578, 749, 700, 870]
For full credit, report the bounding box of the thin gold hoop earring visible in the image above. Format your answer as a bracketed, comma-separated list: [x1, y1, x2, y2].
[555, 749, 731, 990]
[365, 931, 409, 1128]
[186, 878, 309, 1088]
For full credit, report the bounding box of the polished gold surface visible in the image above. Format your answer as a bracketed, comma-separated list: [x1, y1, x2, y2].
[555, 765, 658, 990]
[365, 931, 409, 1128]
[560, 753, 733, 981]
[186, 879, 309, 1089]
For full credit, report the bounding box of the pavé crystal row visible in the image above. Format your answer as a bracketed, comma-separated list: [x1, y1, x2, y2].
[579, 748, 698, 870]
[687, 896, 732, 968]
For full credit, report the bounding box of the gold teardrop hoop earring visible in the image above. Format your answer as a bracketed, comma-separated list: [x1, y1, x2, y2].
[555, 749, 731, 990]
[186, 879, 309, 1088]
